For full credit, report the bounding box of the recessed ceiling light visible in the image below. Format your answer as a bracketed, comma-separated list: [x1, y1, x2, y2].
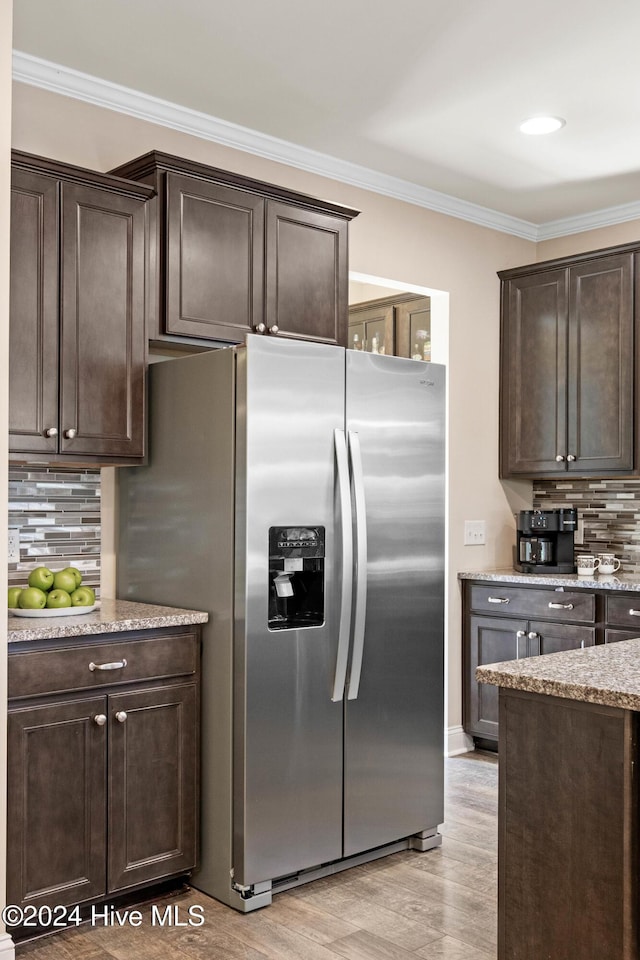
[519, 116, 566, 135]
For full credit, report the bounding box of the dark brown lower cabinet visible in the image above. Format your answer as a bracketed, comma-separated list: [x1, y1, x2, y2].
[6, 628, 200, 926]
[7, 696, 107, 909]
[499, 688, 636, 959]
[465, 611, 595, 742]
[462, 579, 601, 745]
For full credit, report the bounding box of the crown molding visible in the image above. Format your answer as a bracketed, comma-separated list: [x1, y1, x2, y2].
[536, 201, 640, 241]
[12, 51, 539, 240]
[13, 50, 640, 243]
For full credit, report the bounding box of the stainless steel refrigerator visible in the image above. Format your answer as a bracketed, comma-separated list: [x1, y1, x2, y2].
[117, 334, 445, 911]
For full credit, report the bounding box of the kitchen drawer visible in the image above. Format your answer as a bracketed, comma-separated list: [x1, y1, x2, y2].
[468, 584, 595, 622]
[605, 596, 640, 628]
[9, 631, 199, 700]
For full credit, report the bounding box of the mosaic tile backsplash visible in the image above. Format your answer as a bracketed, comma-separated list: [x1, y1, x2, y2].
[534, 479, 640, 577]
[8, 467, 101, 596]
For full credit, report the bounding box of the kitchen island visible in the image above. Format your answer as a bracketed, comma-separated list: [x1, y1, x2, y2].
[478, 640, 640, 960]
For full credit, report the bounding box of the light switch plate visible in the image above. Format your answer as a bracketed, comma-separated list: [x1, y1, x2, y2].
[8, 529, 20, 564]
[464, 520, 486, 545]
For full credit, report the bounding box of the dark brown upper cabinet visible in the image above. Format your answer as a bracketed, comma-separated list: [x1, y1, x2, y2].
[499, 245, 637, 478]
[109, 151, 358, 349]
[10, 152, 153, 466]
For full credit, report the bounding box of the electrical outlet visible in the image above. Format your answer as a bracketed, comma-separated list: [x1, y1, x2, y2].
[575, 519, 584, 545]
[8, 529, 20, 564]
[464, 520, 486, 545]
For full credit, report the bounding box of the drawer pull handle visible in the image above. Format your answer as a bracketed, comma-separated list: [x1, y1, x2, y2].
[548, 602, 574, 610]
[629, 610, 640, 617]
[94, 714, 107, 726]
[115, 711, 127, 723]
[89, 659, 128, 672]
[488, 597, 510, 604]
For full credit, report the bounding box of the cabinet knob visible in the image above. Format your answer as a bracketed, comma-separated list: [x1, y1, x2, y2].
[44, 427, 58, 438]
[64, 428, 77, 440]
[567, 454, 576, 462]
[269, 324, 279, 335]
[94, 714, 107, 726]
[555, 455, 565, 462]
[528, 631, 539, 640]
[115, 711, 127, 723]
[254, 323, 266, 334]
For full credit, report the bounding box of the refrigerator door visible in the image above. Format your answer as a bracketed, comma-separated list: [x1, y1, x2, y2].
[233, 335, 347, 886]
[343, 352, 445, 856]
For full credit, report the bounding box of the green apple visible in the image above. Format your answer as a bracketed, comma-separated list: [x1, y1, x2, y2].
[8, 586, 22, 609]
[46, 588, 72, 609]
[53, 569, 78, 594]
[61, 566, 82, 588]
[18, 586, 47, 609]
[28, 566, 54, 592]
[70, 586, 95, 607]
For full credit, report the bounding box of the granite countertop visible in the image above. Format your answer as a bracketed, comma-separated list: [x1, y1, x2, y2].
[477, 637, 640, 711]
[7, 598, 208, 643]
[458, 569, 640, 591]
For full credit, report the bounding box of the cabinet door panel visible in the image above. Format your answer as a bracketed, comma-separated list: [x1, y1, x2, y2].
[567, 254, 633, 472]
[500, 269, 567, 476]
[530, 621, 596, 655]
[605, 628, 640, 644]
[266, 201, 347, 345]
[465, 615, 526, 739]
[60, 183, 146, 459]
[166, 173, 264, 341]
[7, 696, 107, 909]
[108, 683, 198, 891]
[9, 170, 59, 456]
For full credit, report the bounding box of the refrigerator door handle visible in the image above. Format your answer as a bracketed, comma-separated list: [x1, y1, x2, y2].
[346, 431, 368, 700]
[332, 428, 354, 702]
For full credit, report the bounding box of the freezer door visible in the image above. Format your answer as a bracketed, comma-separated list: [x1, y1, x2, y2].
[344, 351, 445, 855]
[233, 336, 347, 886]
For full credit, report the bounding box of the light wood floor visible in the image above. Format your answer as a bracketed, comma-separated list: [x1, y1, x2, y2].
[16, 751, 498, 960]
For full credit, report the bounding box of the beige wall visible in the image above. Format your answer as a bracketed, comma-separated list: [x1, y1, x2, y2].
[1, 4, 12, 956]
[11, 82, 539, 748]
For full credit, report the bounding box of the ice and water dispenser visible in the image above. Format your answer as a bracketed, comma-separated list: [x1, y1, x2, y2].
[268, 526, 325, 629]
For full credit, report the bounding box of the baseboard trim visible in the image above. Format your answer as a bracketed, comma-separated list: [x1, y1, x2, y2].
[447, 725, 474, 757]
[0, 932, 15, 958]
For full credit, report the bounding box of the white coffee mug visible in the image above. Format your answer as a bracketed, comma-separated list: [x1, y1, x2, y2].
[598, 553, 621, 575]
[576, 554, 600, 577]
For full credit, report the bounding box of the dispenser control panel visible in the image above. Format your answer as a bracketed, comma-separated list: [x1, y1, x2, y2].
[268, 526, 325, 631]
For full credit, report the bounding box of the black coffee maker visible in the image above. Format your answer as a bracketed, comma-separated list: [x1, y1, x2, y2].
[514, 508, 577, 574]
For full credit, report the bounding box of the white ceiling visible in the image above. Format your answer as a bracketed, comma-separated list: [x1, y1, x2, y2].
[12, 0, 640, 235]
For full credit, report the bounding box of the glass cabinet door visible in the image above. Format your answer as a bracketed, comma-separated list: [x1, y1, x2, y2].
[395, 297, 431, 361]
[348, 294, 431, 359]
[348, 302, 394, 354]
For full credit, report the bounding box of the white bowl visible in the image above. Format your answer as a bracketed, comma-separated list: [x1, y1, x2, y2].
[10, 603, 97, 618]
